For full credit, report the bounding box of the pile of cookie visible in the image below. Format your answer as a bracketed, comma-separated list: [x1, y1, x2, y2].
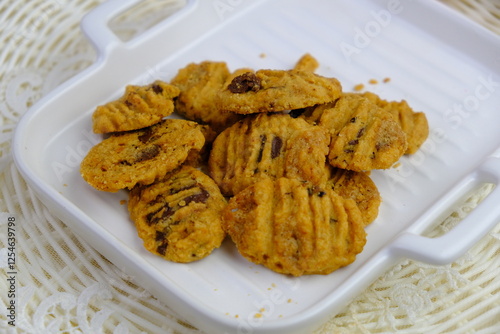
[80, 54, 428, 276]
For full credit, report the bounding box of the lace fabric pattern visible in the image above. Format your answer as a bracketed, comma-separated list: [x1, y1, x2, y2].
[0, 1, 499, 333]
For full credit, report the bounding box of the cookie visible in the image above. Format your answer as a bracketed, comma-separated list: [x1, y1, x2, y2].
[301, 94, 408, 171]
[170, 61, 244, 133]
[183, 124, 218, 169]
[215, 69, 342, 114]
[208, 113, 331, 196]
[293, 53, 319, 73]
[327, 167, 381, 226]
[92, 80, 180, 134]
[81, 119, 205, 192]
[223, 177, 367, 276]
[361, 91, 429, 154]
[128, 166, 226, 263]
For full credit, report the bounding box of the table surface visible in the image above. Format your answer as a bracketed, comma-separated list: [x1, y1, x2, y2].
[1, 1, 499, 333]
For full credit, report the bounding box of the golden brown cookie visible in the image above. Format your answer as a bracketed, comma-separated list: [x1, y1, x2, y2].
[361, 91, 429, 154]
[293, 53, 319, 72]
[223, 177, 367, 276]
[183, 124, 218, 169]
[92, 80, 180, 134]
[170, 61, 244, 133]
[215, 69, 342, 114]
[128, 166, 226, 263]
[301, 94, 407, 171]
[81, 119, 205, 192]
[208, 113, 331, 196]
[326, 167, 381, 226]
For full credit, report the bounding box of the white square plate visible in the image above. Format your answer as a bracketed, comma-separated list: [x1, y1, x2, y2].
[13, 0, 500, 333]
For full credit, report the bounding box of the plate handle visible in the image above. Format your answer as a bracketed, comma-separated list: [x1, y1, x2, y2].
[80, 0, 198, 58]
[389, 156, 500, 265]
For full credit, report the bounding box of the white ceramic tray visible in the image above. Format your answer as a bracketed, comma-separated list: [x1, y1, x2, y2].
[13, 0, 500, 333]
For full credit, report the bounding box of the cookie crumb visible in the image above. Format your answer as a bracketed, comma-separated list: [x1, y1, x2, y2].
[383, 77, 391, 83]
[353, 83, 365, 91]
[368, 79, 378, 85]
[259, 53, 267, 58]
[120, 200, 126, 205]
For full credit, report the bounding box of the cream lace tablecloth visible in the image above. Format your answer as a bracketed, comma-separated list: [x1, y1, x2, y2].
[1, 1, 499, 333]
